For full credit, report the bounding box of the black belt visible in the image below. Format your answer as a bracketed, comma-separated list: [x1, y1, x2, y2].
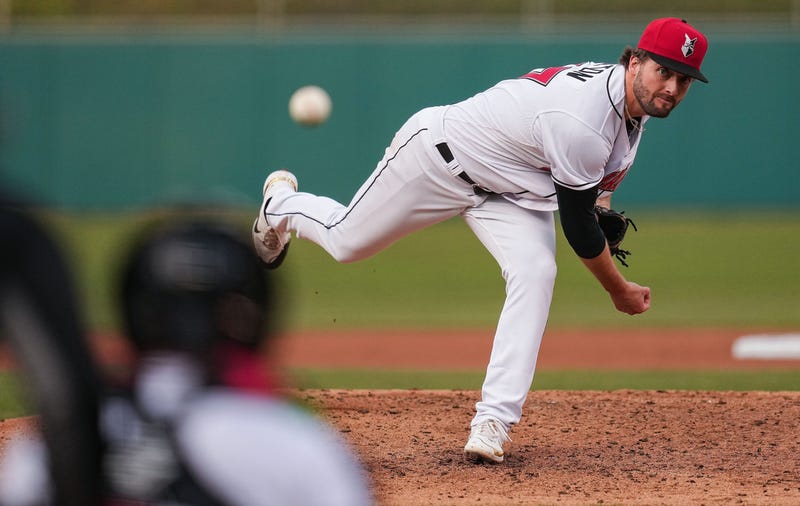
[435, 142, 494, 194]
[435, 142, 455, 163]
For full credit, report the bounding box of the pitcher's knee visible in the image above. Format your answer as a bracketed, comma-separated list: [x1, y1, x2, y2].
[507, 255, 557, 288]
[328, 241, 377, 264]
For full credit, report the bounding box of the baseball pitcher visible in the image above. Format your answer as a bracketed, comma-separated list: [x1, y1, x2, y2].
[253, 18, 709, 463]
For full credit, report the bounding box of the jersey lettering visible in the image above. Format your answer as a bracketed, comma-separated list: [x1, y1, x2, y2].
[566, 63, 615, 82]
[522, 62, 615, 86]
[520, 65, 572, 86]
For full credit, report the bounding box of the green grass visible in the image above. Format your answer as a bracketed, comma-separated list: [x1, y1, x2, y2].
[281, 209, 800, 330]
[289, 367, 800, 391]
[549, 209, 800, 328]
[37, 209, 800, 334]
[3, 367, 798, 419]
[0, 371, 30, 420]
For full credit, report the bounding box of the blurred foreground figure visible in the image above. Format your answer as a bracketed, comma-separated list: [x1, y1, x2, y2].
[0, 198, 103, 506]
[0, 218, 372, 506]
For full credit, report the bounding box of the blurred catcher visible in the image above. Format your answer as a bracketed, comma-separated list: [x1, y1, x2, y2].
[0, 217, 372, 506]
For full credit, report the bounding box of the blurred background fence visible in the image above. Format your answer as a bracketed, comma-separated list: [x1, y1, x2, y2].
[0, 0, 798, 211]
[1, 0, 800, 26]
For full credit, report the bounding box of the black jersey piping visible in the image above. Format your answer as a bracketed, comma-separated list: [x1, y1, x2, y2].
[607, 65, 623, 120]
[551, 173, 601, 190]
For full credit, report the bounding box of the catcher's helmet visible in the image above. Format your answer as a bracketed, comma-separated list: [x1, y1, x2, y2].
[120, 220, 271, 354]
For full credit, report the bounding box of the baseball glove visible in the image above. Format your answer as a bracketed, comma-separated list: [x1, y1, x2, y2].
[594, 206, 637, 267]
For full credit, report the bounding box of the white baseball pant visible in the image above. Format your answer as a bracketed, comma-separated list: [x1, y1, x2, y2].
[265, 106, 557, 429]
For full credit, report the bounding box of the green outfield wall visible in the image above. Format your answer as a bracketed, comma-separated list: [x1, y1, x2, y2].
[0, 26, 796, 210]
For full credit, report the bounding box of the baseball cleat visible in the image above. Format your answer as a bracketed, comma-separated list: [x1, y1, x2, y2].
[464, 419, 511, 463]
[252, 169, 298, 269]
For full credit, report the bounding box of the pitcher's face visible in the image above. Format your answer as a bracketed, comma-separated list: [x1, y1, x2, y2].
[630, 57, 693, 118]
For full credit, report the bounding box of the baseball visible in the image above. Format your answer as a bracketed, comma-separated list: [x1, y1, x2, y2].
[288, 85, 332, 126]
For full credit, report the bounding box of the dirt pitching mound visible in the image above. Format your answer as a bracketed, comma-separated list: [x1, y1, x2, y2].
[303, 389, 800, 506]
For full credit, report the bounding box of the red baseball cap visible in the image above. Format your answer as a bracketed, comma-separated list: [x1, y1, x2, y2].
[638, 18, 709, 83]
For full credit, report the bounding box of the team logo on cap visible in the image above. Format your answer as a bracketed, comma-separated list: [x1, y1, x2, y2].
[681, 34, 697, 58]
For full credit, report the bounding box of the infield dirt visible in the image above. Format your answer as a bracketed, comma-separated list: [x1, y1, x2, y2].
[307, 388, 800, 506]
[2, 328, 799, 505]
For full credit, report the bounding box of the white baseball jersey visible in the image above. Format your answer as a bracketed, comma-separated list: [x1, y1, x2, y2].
[261, 60, 650, 434]
[443, 62, 648, 210]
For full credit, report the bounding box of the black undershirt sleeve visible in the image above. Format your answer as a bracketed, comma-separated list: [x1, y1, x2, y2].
[554, 182, 606, 259]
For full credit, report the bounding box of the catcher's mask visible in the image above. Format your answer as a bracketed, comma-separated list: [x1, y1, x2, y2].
[120, 220, 271, 355]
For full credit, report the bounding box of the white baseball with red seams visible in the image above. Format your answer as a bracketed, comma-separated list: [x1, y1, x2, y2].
[288, 85, 332, 126]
